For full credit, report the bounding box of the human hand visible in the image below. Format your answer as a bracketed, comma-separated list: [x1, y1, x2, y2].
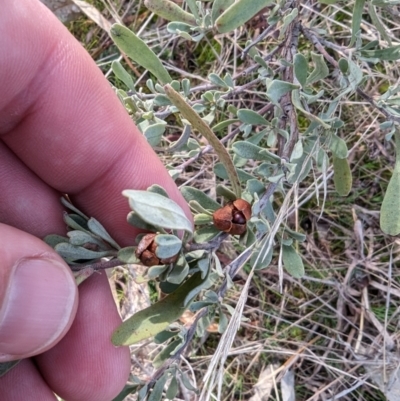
[0, 1, 190, 400]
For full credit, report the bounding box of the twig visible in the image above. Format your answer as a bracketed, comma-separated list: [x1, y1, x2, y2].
[241, 23, 278, 58]
[68, 257, 124, 272]
[277, 2, 301, 160]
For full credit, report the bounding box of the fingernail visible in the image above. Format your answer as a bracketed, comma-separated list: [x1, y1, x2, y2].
[0, 257, 77, 359]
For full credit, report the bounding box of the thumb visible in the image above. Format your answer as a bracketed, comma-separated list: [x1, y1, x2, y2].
[0, 224, 78, 362]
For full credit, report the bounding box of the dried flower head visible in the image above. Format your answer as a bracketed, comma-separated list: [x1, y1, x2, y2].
[135, 233, 179, 266]
[212, 199, 251, 235]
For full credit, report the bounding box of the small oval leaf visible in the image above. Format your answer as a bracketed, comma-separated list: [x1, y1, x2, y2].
[305, 52, 329, 85]
[329, 134, 348, 159]
[193, 226, 221, 243]
[118, 246, 139, 264]
[215, 0, 274, 33]
[55, 243, 113, 261]
[333, 156, 352, 196]
[110, 24, 172, 85]
[181, 187, 220, 211]
[87, 218, 120, 250]
[112, 272, 208, 345]
[123, 190, 193, 235]
[166, 375, 179, 399]
[267, 80, 300, 104]
[144, 0, 196, 25]
[282, 244, 304, 278]
[144, 123, 166, 147]
[381, 137, 400, 235]
[111, 60, 134, 90]
[127, 211, 157, 231]
[233, 141, 280, 162]
[294, 53, 308, 87]
[237, 109, 269, 125]
[148, 373, 169, 401]
[154, 234, 182, 259]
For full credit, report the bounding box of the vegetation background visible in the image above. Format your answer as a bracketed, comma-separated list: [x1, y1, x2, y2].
[44, 0, 400, 399]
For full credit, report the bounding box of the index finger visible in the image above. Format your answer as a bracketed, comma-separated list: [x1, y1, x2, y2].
[0, 0, 190, 245]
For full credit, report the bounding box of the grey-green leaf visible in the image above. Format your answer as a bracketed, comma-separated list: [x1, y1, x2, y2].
[294, 53, 308, 87]
[214, 162, 254, 182]
[208, 73, 229, 88]
[153, 339, 183, 368]
[380, 132, 400, 235]
[282, 244, 304, 278]
[251, 239, 273, 270]
[111, 60, 134, 90]
[361, 45, 400, 61]
[233, 141, 280, 162]
[167, 256, 189, 284]
[166, 375, 179, 399]
[43, 234, 69, 248]
[194, 213, 213, 225]
[118, 246, 139, 264]
[112, 272, 206, 345]
[112, 384, 139, 401]
[148, 265, 169, 279]
[123, 190, 193, 235]
[147, 184, 169, 198]
[333, 156, 352, 196]
[350, 0, 366, 47]
[211, 0, 235, 23]
[64, 213, 89, 231]
[212, 119, 240, 133]
[87, 218, 120, 250]
[216, 184, 237, 201]
[127, 211, 157, 231]
[305, 52, 329, 85]
[237, 109, 269, 125]
[181, 187, 220, 211]
[61, 196, 88, 219]
[266, 80, 300, 104]
[193, 226, 221, 243]
[148, 373, 169, 401]
[55, 243, 113, 261]
[329, 134, 348, 159]
[338, 58, 349, 74]
[167, 21, 193, 34]
[110, 24, 172, 85]
[215, 0, 274, 33]
[154, 234, 182, 259]
[67, 230, 106, 249]
[144, 0, 196, 25]
[144, 123, 166, 147]
[218, 310, 229, 333]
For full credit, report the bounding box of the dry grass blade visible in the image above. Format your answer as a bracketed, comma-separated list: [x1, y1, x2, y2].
[71, 0, 114, 32]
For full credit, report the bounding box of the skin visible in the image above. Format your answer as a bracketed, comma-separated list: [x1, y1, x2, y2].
[0, 1, 190, 400]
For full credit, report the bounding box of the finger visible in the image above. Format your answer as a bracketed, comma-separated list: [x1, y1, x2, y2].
[0, 142, 64, 238]
[35, 272, 131, 401]
[0, 224, 78, 361]
[0, 359, 57, 401]
[0, 0, 191, 247]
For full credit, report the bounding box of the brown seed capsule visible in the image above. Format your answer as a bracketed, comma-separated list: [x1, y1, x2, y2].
[233, 211, 246, 225]
[135, 233, 179, 267]
[213, 199, 251, 235]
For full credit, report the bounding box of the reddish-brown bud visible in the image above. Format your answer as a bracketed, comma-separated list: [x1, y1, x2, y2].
[212, 199, 251, 235]
[135, 233, 179, 267]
